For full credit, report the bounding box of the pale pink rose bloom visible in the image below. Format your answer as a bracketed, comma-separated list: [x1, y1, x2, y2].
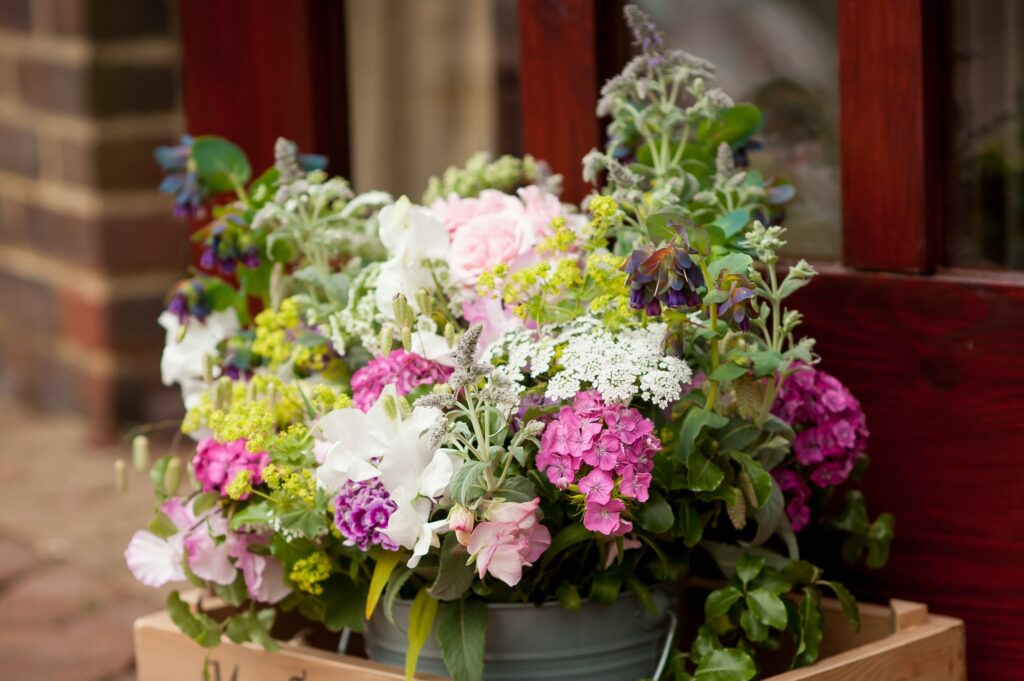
[448, 210, 531, 287]
[429, 190, 520, 236]
[467, 498, 551, 587]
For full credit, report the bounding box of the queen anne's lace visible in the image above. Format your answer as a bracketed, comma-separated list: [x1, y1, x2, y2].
[487, 318, 691, 408]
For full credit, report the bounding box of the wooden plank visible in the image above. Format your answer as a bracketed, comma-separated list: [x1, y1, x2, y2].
[517, 0, 627, 204]
[837, 0, 950, 272]
[134, 612, 447, 681]
[179, 0, 350, 176]
[136, 597, 963, 681]
[891, 600, 930, 632]
[768, 615, 966, 681]
[792, 266, 1024, 678]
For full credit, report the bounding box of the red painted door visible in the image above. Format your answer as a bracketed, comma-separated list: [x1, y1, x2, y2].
[518, 1, 1024, 678]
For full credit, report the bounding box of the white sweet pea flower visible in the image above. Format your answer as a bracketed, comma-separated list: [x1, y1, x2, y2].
[159, 308, 240, 410]
[374, 196, 450, 319]
[315, 387, 405, 488]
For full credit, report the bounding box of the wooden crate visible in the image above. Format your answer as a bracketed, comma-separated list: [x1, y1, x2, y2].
[134, 598, 965, 681]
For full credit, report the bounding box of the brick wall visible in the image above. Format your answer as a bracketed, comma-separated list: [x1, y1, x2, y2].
[0, 0, 185, 437]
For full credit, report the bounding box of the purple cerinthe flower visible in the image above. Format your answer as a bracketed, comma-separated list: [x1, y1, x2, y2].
[333, 478, 399, 551]
[350, 349, 453, 412]
[535, 391, 660, 536]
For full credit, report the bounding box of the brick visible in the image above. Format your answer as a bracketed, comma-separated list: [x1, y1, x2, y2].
[0, 121, 39, 177]
[16, 58, 91, 115]
[0, 538, 36, 585]
[60, 135, 174, 191]
[21, 204, 188, 273]
[0, 196, 30, 246]
[0, 269, 55, 334]
[50, 0, 172, 39]
[0, 0, 30, 30]
[16, 58, 177, 117]
[59, 287, 169, 352]
[93, 63, 177, 116]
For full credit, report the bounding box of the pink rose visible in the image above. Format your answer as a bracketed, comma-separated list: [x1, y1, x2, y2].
[429, 190, 521, 236]
[467, 497, 551, 587]
[448, 209, 533, 286]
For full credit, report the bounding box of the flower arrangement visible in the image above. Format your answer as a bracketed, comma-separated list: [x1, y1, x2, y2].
[126, 6, 892, 681]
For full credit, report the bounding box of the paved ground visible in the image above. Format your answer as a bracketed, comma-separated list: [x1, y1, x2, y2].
[0, 400, 167, 681]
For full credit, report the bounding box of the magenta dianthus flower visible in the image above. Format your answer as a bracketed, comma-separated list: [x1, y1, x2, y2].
[535, 391, 660, 536]
[350, 349, 453, 412]
[773, 469, 812, 532]
[333, 478, 399, 551]
[193, 438, 269, 499]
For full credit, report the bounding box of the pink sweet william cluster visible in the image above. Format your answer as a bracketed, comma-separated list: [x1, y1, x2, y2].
[771, 364, 868, 531]
[350, 349, 453, 412]
[193, 437, 270, 499]
[465, 498, 551, 587]
[536, 391, 660, 536]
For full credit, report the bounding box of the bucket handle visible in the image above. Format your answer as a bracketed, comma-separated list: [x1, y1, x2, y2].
[338, 626, 352, 655]
[651, 610, 679, 681]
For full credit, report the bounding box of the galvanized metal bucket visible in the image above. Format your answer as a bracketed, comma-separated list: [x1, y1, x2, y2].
[360, 590, 677, 681]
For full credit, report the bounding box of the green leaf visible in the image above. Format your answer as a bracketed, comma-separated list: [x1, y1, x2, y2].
[713, 209, 752, 241]
[366, 551, 402, 620]
[781, 560, 822, 585]
[704, 586, 742, 620]
[793, 587, 823, 667]
[449, 461, 488, 506]
[384, 566, 415, 626]
[674, 501, 705, 548]
[691, 624, 722, 664]
[148, 510, 178, 538]
[167, 591, 221, 648]
[676, 408, 729, 461]
[494, 475, 537, 503]
[192, 136, 252, 195]
[687, 451, 725, 492]
[213, 574, 249, 606]
[819, 580, 860, 632]
[740, 608, 768, 642]
[750, 350, 784, 377]
[191, 491, 222, 515]
[636, 491, 674, 533]
[589, 570, 622, 605]
[736, 553, 765, 586]
[729, 452, 772, 507]
[707, 253, 752, 282]
[150, 455, 171, 496]
[694, 647, 756, 681]
[867, 513, 895, 568]
[540, 523, 591, 569]
[429, 533, 476, 601]
[746, 588, 787, 630]
[438, 599, 488, 681]
[646, 209, 688, 244]
[719, 423, 760, 452]
[229, 501, 270, 531]
[322, 575, 365, 632]
[405, 589, 439, 681]
[246, 608, 279, 652]
[696, 104, 764, 150]
[625, 576, 659, 616]
[556, 582, 582, 610]
[708, 363, 748, 382]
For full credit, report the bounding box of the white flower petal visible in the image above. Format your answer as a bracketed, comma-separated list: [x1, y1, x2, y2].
[125, 531, 185, 588]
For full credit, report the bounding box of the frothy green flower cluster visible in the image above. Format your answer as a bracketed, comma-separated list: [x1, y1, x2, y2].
[289, 553, 332, 595]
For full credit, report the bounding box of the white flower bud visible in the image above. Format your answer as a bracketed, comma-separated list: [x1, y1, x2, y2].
[114, 459, 127, 493]
[132, 435, 150, 472]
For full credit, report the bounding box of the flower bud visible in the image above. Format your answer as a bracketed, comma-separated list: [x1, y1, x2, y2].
[132, 435, 150, 472]
[114, 459, 127, 493]
[392, 294, 414, 328]
[401, 326, 412, 352]
[448, 505, 475, 546]
[381, 394, 399, 420]
[215, 376, 233, 411]
[414, 288, 433, 318]
[379, 324, 394, 355]
[444, 322, 456, 348]
[726, 492, 746, 530]
[203, 354, 215, 384]
[163, 457, 182, 495]
[396, 395, 412, 418]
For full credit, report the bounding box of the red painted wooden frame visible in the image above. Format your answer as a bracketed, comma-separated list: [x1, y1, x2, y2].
[179, 0, 350, 176]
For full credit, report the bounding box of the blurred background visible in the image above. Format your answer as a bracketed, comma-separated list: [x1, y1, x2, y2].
[0, 0, 1020, 679]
